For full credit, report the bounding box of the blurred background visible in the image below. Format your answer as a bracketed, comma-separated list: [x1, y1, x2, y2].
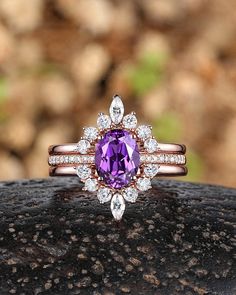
[0, 0, 236, 187]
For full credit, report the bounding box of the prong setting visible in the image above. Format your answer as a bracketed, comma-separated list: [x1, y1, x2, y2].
[74, 95, 160, 220]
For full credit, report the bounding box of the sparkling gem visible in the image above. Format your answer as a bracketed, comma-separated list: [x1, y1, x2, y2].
[136, 177, 152, 191]
[136, 125, 152, 140]
[123, 187, 138, 203]
[97, 114, 111, 129]
[95, 129, 140, 189]
[140, 154, 146, 162]
[97, 187, 112, 203]
[76, 165, 91, 179]
[165, 154, 171, 163]
[49, 156, 54, 165]
[84, 127, 98, 141]
[110, 193, 125, 220]
[123, 113, 137, 129]
[144, 164, 159, 178]
[77, 139, 90, 154]
[144, 138, 159, 153]
[109, 95, 124, 124]
[160, 155, 164, 162]
[170, 156, 175, 163]
[85, 178, 98, 192]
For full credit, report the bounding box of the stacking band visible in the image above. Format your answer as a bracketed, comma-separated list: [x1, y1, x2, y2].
[48, 143, 187, 177]
[48, 153, 186, 166]
[49, 143, 186, 155]
[50, 165, 187, 177]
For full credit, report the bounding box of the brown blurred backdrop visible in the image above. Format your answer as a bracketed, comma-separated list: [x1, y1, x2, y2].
[0, 0, 236, 187]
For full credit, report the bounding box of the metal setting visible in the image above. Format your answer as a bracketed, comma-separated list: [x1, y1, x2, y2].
[48, 95, 188, 220]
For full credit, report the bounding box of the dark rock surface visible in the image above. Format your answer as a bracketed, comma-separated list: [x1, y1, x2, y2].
[0, 177, 235, 295]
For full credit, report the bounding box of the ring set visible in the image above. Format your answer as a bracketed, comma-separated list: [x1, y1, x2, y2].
[48, 95, 187, 220]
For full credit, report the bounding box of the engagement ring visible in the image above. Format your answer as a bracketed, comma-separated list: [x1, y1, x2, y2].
[48, 95, 187, 220]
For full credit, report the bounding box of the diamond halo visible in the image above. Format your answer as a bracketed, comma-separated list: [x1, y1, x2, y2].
[74, 95, 161, 221]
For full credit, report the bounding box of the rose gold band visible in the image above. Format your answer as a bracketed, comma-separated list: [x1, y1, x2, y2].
[48, 143, 186, 155]
[48, 142, 187, 177]
[49, 165, 188, 177]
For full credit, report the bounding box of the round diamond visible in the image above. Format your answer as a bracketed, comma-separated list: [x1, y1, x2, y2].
[144, 164, 159, 178]
[84, 127, 98, 141]
[136, 125, 152, 140]
[97, 187, 112, 203]
[85, 178, 98, 192]
[136, 177, 152, 191]
[123, 187, 138, 203]
[123, 113, 137, 129]
[76, 165, 91, 179]
[97, 114, 111, 130]
[77, 139, 90, 154]
[144, 138, 159, 153]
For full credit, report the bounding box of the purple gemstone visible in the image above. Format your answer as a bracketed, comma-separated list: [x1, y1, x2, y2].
[95, 129, 140, 189]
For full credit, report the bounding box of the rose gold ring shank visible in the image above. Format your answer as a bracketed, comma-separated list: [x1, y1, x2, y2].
[49, 143, 186, 155]
[49, 165, 188, 177]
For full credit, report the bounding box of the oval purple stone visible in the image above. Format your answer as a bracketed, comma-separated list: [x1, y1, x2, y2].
[95, 129, 140, 189]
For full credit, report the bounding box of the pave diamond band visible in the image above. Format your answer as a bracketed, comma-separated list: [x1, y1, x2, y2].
[48, 94, 187, 220]
[48, 155, 95, 165]
[48, 153, 186, 166]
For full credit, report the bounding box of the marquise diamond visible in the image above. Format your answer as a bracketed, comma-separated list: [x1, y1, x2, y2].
[110, 193, 125, 220]
[109, 95, 124, 124]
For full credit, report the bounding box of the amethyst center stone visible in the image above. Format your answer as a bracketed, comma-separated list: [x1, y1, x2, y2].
[95, 129, 140, 189]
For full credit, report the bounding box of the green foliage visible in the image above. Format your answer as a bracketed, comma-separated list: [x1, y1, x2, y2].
[128, 51, 168, 96]
[35, 63, 62, 76]
[183, 150, 204, 182]
[19, 63, 62, 77]
[0, 77, 8, 104]
[0, 77, 9, 123]
[153, 112, 204, 181]
[153, 112, 182, 142]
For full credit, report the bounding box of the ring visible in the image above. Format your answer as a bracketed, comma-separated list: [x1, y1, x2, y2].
[48, 95, 187, 220]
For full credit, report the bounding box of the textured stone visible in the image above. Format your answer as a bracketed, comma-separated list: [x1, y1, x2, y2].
[0, 178, 235, 294]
